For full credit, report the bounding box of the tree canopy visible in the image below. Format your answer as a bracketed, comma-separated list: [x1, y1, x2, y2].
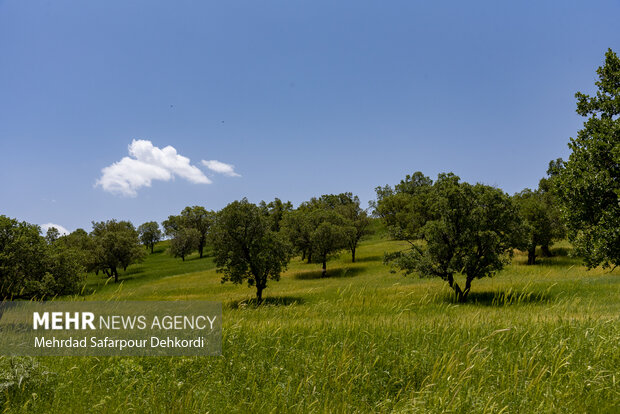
[259, 198, 293, 232]
[211, 199, 292, 303]
[555, 48, 620, 269]
[282, 193, 365, 275]
[0, 216, 85, 298]
[169, 227, 200, 261]
[88, 220, 145, 283]
[137, 221, 162, 253]
[513, 186, 565, 265]
[308, 209, 351, 277]
[163, 206, 214, 258]
[382, 173, 524, 301]
[318, 193, 371, 263]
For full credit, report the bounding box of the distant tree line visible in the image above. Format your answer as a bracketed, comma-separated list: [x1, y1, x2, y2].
[0, 217, 146, 298]
[1, 49, 617, 302]
[162, 193, 371, 302]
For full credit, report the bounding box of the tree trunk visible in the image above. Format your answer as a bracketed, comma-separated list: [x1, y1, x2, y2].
[181, 255, 185, 261]
[301, 250, 306, 261]
[541, 244, 553, 257]
[256, 282, 264, 304]
[527, 247, 536, 265]
[322, 259, 327, 278]
[199, 243, 204, 258]
[112, 267, 118, 283]
[463, 276, 473, 302]
[307, 251, 312, 264]
[351, 247, 356, 263]
[447, 274, 464, 301]
[150, 244, 154, 254]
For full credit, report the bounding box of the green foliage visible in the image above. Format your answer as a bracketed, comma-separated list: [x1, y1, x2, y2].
[555, 48, 620, 269]
[180, 206, 214, 258]
[513, 186, 565, 264]
[163, 206, 214, 258]
[88, 220, 145, 283]
[44, 227, 60, 244]
[281, 205, 315, 262]
[0, 216, 85, 298]
[137, 221, 162, 253]
[321, 193, 371, 263]
[282, 193, 367, 273]
[309, 209, 351, 276]
[373, 172, 433, 240]
[168, 228, 200, 261]
[43, 243, 87, 296]
[161, 214, 184, 237]
[383, 173, 524, 301]
[211, 199, 291, 302]
[259, 198, 293, 232]
[55, 229, 92, 271]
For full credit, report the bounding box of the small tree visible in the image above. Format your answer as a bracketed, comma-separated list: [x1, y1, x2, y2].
[169, 228, 200, 261]
[180, 206, 214, 258]
[537, 160, 567, 257]
[163, 207, 214, 258]
[514, 187, 565, 264]
[373, 172, 433, 241]
[330, 194, 371, 263]
[211, 199, 291, 303]
[137, 221, 162, 253]
[309, 210, 351, 277]
[89, 220, 145, 283]
[283, 193, 370, 265]
[385, 173, 524, 302]
[555, 48, 620, 269]
[282, 205, 315, 263]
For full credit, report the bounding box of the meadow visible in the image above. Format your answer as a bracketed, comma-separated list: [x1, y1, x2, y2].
[1, 223, 618, 413]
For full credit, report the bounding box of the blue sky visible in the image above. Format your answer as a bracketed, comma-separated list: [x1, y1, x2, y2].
[1, 0, 619, 233]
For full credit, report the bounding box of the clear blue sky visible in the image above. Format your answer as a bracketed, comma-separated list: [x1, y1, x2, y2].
[1, 0, 619, 233]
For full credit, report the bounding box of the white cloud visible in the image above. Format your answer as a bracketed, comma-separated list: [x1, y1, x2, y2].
[201, 160, 241, 177]
[41, 223, 70, 236]
[96, 139, 211, 196]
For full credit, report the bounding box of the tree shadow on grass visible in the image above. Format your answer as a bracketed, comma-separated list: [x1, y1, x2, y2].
[185, 254, 214, 262]
[122, 267, 146, 277]
[353, 255, 383, 263]
[294, 266, 367, 280]
[514, 256, 582, 268]
[226, 296, 305, 309]
[442, 290, 554, 306]
[536, 255, 582, 268]
[514, 246, 580, 267]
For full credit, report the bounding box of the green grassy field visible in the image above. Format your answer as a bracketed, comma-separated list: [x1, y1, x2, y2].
[1, 225, 619, 413]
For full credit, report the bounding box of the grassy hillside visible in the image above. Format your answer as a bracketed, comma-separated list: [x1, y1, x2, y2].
[1, 226, 619, 413]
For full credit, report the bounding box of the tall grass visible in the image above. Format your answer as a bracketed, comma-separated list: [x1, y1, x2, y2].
[1, 236, 618, 412]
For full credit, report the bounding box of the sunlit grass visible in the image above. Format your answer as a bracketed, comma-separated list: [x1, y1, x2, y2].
[2, 231, 618, 412]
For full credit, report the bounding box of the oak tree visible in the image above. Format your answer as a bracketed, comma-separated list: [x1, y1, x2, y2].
[137, 221, 162, 253]
[169, 227, 200, 261]
[384, 173, 524, 302]
[555, 49, 620, 269]
[89, 220, 145, 283]
[211, 199, 291, 303]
